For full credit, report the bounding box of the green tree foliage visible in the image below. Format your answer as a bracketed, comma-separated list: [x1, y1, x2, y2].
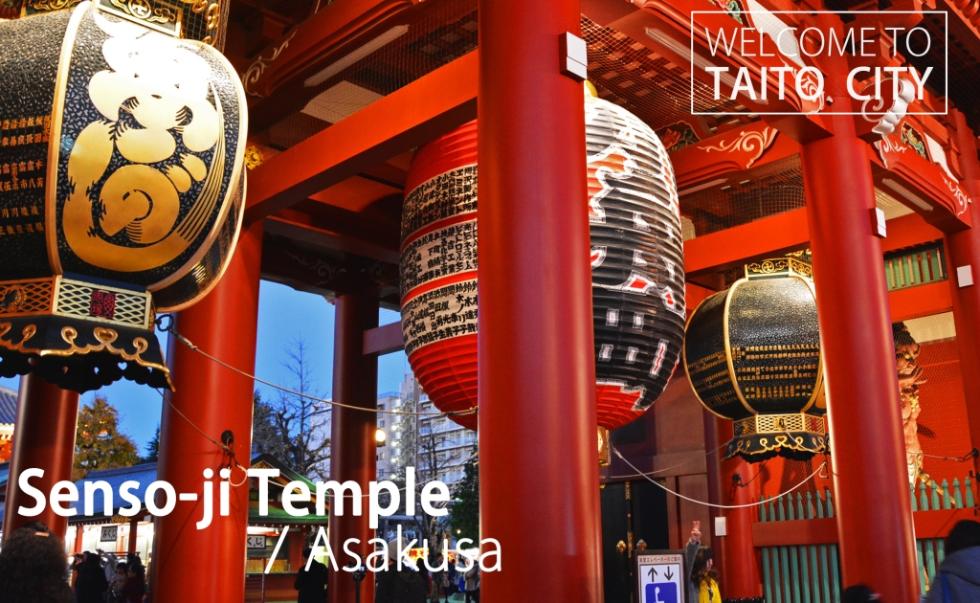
[73, 397, 139, 480]
[142, 425, 160, 463]
[451, 454, 479, 541]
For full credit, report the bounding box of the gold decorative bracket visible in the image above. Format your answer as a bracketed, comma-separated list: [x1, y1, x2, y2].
[96, 0, 182, 37]
[733, 412, 826, 437]
[0, 276, 154, 330]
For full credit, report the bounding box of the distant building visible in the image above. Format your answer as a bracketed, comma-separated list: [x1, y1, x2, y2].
[375, 390, 401, 481]
[376, 374, 476, 490]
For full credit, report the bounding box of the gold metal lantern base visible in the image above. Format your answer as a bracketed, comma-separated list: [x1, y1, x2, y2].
[728, 412, 828, 461]
[0, 276, 170, 391]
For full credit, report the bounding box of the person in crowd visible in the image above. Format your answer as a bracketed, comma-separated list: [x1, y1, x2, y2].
[98, 549, 118, 586]
[453, 553, 467, 595]
[684, 521, 720, 603]
[121, 561, 146, 603]
[444, 554, 458, 602]
[74, 551, 109, 603]
[926, 519, 980, 602]
[842, 584, 881, 602]
[109, 562, 128, 602]
[429, 554, 450, 603]
[294, 547, 328, 603]
[463, 558, 480, 603]
[416, 557, 433, 601]
[375, 544, 426, 603]
[689, 547, 721, 603]
[0, 523, 73, 603]
[69, 553, 84, 588]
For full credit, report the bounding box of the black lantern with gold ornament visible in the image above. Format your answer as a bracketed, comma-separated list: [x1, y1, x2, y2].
[683, 256, 827, 461]
[0, 1, 246, 392]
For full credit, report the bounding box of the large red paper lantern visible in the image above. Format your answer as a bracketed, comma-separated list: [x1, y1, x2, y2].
[400, 94, 685, 430]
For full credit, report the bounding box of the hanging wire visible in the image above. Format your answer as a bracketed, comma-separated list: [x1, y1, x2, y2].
[157, 316, 474, 421]
[921, 449, 979, 463]
[612, 446, 826, 510]
[154, 389, 417, 499]
[605, 441, 730, 480]
[738, 461, 768, 488]
[155, 388, 250, 488]
[156, 377, 825, 507]
[156, 316, 836, 508]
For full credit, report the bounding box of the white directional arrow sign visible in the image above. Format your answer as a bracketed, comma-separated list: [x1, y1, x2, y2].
[636, 552, 685, 603]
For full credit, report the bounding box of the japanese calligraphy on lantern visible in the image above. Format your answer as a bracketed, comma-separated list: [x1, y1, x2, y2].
[401, 280, 478, 356]
[400, 220, 477, 294]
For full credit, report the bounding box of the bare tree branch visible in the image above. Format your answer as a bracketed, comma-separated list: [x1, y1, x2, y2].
[252, 339, 332, 479]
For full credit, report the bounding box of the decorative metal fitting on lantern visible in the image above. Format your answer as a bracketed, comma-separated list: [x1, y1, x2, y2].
[683, 256, 828, 462]
[0, 1, 247, 392]
[18, 0, 227, 46]
[400, 91, 686, 433]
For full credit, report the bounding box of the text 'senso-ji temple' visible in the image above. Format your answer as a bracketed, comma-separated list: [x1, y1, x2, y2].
[0, 0, 979, 601]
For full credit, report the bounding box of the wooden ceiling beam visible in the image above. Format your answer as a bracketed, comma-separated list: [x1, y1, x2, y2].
[246, 50, 477, 223]
[265, 203, 400, 264]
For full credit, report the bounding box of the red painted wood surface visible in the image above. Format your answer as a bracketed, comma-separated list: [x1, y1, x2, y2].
[151, 223, 264, 602]
[672, 122, 799, 191]
[246, 51, 477, 222]
[477, 0, 603, 599]
[889, 281, 953, 321]
[870, 137, 973, 232]
[801, 36, 919, 599]
[945, 109, 980, 477]
[752, 519, 838, 548]
[2, 375, 79, 539]
[684, 208, 809, 275]
[719, 422, 763, 598]
[362, 321, 404, 356]
[752, 509, 978, 547]
[328, 289, 379, 603]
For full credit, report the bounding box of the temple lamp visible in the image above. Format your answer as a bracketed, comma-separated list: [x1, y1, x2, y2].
[683, 256, 828, 462]
[0, 1, 247, 391]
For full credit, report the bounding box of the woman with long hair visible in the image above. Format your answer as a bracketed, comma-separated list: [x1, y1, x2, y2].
[684, 521, 721, 603]
[689, 547, 721, 603]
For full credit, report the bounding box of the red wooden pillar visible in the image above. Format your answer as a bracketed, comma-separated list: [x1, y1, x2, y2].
[288, 527, 306, 571]
[127, 517, 139, 555]
[800, 36, 918, 598]
[73, 525, 84, 554]
[150, 222, 263, 602]
[945, 109, 980, 476]
[702, 411, 723, 569]
[477, 0, 603, 600]
[328, 287, 378, 603]
[716, 421, 761, 598]
[2, 375, 79, 539]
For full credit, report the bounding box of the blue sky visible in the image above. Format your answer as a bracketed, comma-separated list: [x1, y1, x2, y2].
[0, 281, 410, 453]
